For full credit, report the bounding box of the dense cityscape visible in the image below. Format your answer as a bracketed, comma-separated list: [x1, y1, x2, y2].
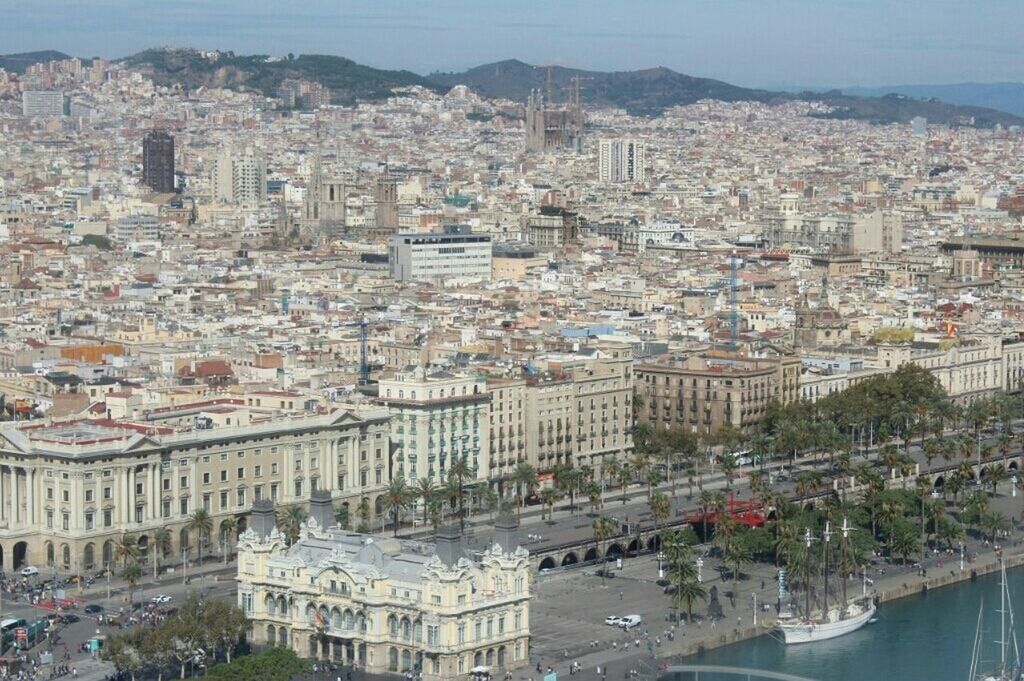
[1, 12, 1024, 681]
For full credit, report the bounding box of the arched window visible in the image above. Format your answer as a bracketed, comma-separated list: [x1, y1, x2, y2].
[265, 594, 277, 615]
[388, 647, 399, 672]
[388, 615, 398, 636]
[401, 617, 411, 640]
[331, 607, 342, 630]
[266, 625, 276, 646]
[401, 649, 412, 671]
[344, 609, 355, 630]
[306, 603, 317, 626]
[61, 544, 70, 568]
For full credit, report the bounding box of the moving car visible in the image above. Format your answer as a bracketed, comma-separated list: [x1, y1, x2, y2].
[604, 615, 623, 626]
[19, 566, 38, 577]
[83, 605, 104, 615]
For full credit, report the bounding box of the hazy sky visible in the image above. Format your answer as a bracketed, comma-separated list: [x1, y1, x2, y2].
[2, 0, 1023, 87]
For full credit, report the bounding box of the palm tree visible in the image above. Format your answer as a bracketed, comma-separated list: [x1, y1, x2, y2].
[723, 539, 751, 592]
[122, 561, 142, 608]
[794, 470, 823, 500]
[592, 515, 616, 586]
[114, 533, 140, 567]
[698, 489, 715, 542]
[219, 517, 238, 564]
[789, 540, 819, 618]
[600, 459, 620, 503]
[449, 456, 474, 531]
[981, 510, 1009, 544]
[889, 525, 919, 565]
[540, 488, 559, 521]
[585, 480, 602, 512]
[153, 527, 171, 576]
[672, 577, 707, 623]
[617, 465, 633, 504]
[382, 476, 412, 537]
[275, 505, 308, 545]
[983, 463, 1007, 496]
[946, 472, 965, 505]
[415, 477, 436, 525]
[357, 497, 371, 532]
[187, 509, 214, 564]
[511, 463, 538, 514]
[719, 454, 738, 490]
[649, 492, 670, 534]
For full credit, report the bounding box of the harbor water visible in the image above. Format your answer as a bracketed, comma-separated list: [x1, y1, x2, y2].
[664, 567, 1024, 681]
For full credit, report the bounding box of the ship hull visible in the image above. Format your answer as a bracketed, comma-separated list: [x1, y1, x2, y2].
[776, 601, 876, 644]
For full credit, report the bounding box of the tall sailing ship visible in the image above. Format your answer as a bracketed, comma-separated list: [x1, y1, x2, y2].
[969, 561, 1021, 681]
[775, 518, 877, 644]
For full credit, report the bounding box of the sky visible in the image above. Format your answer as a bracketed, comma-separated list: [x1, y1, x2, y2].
[2, 0, 1023, 88]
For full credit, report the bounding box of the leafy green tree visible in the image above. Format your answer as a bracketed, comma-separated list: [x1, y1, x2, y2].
[723, 535, 752, 591]
[888, 523, 920, 565]
[219, 517, 237, 564]
[540, 488, 559, 521]
[981, 510, 1010, 544]
[719, 453, 738, 490]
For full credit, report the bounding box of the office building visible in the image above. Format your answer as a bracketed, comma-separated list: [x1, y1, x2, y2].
[0, 406, 391, 572]
[598, 138, 645, 183]
[142, 131, 175, 194]
[211, 147, 267, 207]
[389, 225, 492, 284]
[763, 194, 902, 254]
[237, 502, 531, 679]
[21, 91, 64, 117]
[636, 352, 801, 434]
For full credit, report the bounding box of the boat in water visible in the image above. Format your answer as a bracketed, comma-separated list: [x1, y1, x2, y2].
[969, 561, 1021, 681]
[775, 596, 876, 644]
[775, 518, 877, 645]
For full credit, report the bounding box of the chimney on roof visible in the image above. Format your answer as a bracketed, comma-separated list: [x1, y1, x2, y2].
[494, 512, 520, 554]
[309, 488, 334, 531]
[434, 524, 463, 568]
[250, 498, 276, 539]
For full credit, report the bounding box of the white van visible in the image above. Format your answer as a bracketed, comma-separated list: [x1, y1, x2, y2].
[19, 566, 38, 577]
[620, 614, 642, 629]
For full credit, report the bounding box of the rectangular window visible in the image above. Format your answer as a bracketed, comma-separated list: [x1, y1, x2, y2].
[180, 498, 188, 516]
[203, 493, 211, 512]
[162, 478, 170, 491]
[271, 463, 278, 475]
[62, 513, 69, 531]
[457, 624, 465, 644]
[219, 453, 227, 461]
[46, 488, 54, 500]
[180, 476, 188, 489]
[103, 509, 112, 527]
[220, 471, 228, 482]
[237, 467, 244, 480]
[46, 510, 53, 529]
[375, 469, 382, 484]
[85, 489, 94, 503]
[360, 471, 367, 487]
[203, 472, 211, 485]
[162, 500, 171, 518]
[236, 489, 245, 506]
[135, 506, 143, 523]
[294, 459, 302, 471]
[219, 491, 228, 510]
[271, 483, 279, 502]
[62, 490, 69, 502]
[135, 482, 143, 495]
[311, 456, 318, 469]
[254, 485, 263, 502]
[498, 617, 505, 634]
[294, 480, 303, 497]
[254, 465, 262, 478]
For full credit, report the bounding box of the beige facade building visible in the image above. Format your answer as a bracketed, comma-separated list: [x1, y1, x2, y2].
[0, 406, 391, 572]
[376, 369, 490, 488]
[237, 497, 531, 679]
[636, 352, 800, 434]
[764, 194, 902, 254]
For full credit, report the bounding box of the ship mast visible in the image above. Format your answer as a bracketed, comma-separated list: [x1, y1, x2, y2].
[822, 519, 832, 615]
[840, 516, 850, 608]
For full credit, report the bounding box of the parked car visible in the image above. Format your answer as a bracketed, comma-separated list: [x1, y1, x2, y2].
[19, 566, 39, 577]
[604, 615, 623, 626]
[619, 615, 642, 629]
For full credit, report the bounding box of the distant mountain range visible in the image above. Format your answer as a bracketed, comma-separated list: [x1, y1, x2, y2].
[839, 82, 1024, 119]
[428, 59, 1024, 127]
[3, 48, 1023, 128]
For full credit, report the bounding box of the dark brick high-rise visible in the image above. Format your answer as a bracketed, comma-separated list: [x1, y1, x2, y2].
[142, 131, 175, 193]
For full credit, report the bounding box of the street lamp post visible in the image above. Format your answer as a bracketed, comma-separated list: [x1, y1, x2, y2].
[696, 556, 704, 583]
[657, 552, 665, 580]
[752, 592, 757, 626]
[960, 542, 965, 572]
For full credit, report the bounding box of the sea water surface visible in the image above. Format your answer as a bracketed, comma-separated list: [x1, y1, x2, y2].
[664, 567, 1024, 681]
